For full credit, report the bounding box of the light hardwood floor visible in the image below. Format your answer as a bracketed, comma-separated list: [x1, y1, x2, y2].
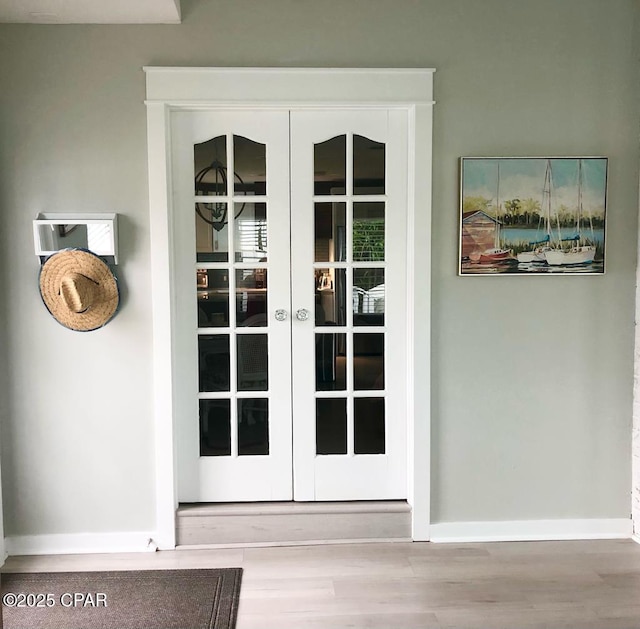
[3, 539, 640, 628]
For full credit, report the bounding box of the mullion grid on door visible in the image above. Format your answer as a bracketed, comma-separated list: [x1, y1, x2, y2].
[311, 132, 388, 458]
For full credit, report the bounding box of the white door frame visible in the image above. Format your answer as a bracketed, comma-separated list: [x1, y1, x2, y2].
[144, 67, 435, 548]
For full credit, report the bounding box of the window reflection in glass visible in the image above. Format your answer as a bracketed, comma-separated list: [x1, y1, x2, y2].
[234, 202, 267, 263]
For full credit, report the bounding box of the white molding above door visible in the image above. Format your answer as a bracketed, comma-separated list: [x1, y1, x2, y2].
[144, 67, 435, 548]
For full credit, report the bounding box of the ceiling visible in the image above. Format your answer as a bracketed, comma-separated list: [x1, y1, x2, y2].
[0, 0, 181, 23]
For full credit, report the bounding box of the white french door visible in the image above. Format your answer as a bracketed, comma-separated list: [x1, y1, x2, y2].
[172, 108, 408, 502]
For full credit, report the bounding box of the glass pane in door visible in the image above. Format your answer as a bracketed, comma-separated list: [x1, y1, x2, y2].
[236, 269, 267, 327]
[233, 135, 266, 195]
[197, 269, 229, 327]
[353, 134, 385, 194]
[200, 400, 231, 456]
[195, 135, 228, 195]
[195, 202, 229, 263]
[314, 135, 346, 195]
[234, 202, 267, 263]
[237, 334, 268, 391]
[314, 202, 346, 262]
[315, 332, 347, 391]
[238, 399, 269, 455]
[198, 335, 231, 392]
[354, 398, 385, 454]
[354, 333, 384, 390]
[315, 268, 346, 326]
[353, 268, 384, 326]
[316, 398, 347, 455]
[353, 202, 385, 262]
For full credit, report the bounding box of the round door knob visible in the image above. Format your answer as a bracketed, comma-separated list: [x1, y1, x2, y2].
[296, 308, 310, 321]
[274, 309, 288, 322]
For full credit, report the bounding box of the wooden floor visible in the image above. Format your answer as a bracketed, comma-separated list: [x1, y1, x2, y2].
[3, 539, 640, 628]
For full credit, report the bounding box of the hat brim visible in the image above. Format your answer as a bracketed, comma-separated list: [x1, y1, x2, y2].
[39, 249, 120, 331]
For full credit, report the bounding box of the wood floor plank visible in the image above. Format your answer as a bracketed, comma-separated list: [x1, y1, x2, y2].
[237, 611, 442, 629]
[240, 576, 335, 600]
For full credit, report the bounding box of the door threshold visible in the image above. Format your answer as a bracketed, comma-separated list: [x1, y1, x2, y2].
[176, 500, 411, 547]
[175, 537, 412, 550]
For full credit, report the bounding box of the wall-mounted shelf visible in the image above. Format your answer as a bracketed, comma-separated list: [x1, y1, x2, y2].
[33, 213, 119, 264]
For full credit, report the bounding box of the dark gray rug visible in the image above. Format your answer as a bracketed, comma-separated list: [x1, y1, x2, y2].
[1, 568, 242, 629]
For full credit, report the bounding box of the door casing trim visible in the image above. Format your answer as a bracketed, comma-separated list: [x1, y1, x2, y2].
[144, 67, 435, 547]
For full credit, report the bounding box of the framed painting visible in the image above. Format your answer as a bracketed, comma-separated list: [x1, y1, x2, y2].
[459, 157, 608, 276]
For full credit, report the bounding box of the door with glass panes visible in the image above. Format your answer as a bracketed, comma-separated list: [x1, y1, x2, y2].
[172, 109, 407, 502]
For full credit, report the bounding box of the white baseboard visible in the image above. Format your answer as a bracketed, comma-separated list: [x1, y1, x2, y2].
[430, 518, 632, 543]
[5, 532, 158, 556]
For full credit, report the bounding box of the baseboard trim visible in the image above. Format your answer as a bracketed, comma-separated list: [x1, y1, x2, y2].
[5, 532, 158, 556]
[430, 519, 632, 543]
[632, 534, 640, 545]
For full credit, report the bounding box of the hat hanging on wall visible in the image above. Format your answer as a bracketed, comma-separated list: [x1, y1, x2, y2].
[39, 248, 120, 331]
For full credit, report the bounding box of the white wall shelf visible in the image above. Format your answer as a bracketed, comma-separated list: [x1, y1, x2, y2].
[33, 213, 119, 264]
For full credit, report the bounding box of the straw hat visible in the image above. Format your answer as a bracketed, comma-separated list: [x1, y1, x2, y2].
[39, 249, 120, 331]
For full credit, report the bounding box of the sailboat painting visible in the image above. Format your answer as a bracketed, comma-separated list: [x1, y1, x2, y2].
[459, 157, 607, 276]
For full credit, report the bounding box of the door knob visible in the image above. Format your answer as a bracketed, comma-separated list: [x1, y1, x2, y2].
[274, 309, 288, 322]
[295, 308, 310, 321]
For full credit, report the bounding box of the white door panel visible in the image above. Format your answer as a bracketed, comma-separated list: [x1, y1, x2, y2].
[290, 110, 408, 500]
[172, 110, 293, 502]
[174, 109, 407, 502]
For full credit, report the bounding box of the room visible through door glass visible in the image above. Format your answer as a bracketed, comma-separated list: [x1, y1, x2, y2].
[314, 135, 346, 195]
[353, 134, 385, 194]
[197, 269, 229, 328]
[314, 202, 346, 262]
[233, 135, 266, 195]
[236, 269, 267, 327]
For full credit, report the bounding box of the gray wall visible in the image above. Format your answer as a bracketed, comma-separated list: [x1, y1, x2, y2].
[0, 0, 637, 538]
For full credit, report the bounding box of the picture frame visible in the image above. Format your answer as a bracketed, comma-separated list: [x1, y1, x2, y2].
[459, 157, 608, 276]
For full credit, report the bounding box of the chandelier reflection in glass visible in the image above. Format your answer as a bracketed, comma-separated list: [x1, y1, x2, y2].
[195, 159, 246, 232]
